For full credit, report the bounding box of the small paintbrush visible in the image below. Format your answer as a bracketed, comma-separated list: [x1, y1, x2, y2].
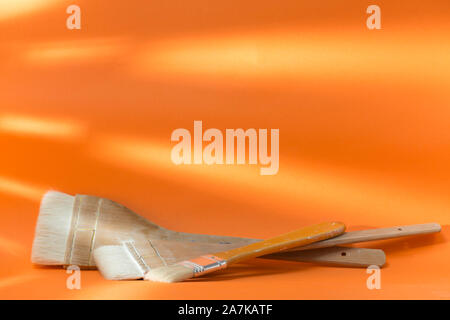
[142, 221, 346, 282]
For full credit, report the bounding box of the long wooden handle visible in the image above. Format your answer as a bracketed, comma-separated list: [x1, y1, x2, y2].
[263, 246, 386, 267]
[215, 222, 345, 264]
[287, 222, 441, 252]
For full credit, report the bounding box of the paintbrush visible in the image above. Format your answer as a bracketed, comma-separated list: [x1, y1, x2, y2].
[31, 191, 440, 268]
[143, 221, 346, 282]
[94, 241, 385, 280]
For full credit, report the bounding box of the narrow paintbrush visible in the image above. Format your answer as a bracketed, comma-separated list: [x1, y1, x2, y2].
[142, 222, 346, 282]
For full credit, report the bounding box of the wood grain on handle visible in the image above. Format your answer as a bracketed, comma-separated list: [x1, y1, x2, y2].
[288, 223, 441, 252]
[263, 247, 386, 267]
[215, 222, 345, 264]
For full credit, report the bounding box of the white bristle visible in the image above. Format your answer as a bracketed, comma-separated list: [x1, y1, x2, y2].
[144, 264, 194, 283]
[31, 191, 75, 265]
[94, 245, 145, 280]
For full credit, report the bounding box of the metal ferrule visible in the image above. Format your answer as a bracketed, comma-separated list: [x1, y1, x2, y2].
[181, 255, 227, 277]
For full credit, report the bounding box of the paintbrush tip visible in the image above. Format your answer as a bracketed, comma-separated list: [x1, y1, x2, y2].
[144, 264, 195, 283]
[31, 191, 75, 265]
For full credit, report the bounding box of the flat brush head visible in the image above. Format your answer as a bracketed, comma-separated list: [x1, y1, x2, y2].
[144, 264, 195, 283]
[94, 245, 146, 280]
[31, 191, 75, 265]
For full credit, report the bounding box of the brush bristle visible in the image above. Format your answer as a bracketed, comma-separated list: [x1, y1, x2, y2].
[31, 191, 75, 265]
[144, 264, 194, 283]
[94, 245, 146, 280]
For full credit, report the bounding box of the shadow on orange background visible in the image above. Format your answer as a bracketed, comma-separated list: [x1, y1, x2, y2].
[0, 0, 449, 299]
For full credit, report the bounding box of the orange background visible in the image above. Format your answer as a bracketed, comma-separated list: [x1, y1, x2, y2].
[0, 0, 449, 299]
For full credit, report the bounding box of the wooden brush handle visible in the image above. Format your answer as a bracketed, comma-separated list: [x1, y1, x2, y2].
[288, 223, 441, 251]
[215, 222, 345, 264]
[263, 247, 386, 267]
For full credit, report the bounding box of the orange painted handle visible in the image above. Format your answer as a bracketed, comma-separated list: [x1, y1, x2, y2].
[215, 222, 346, 264]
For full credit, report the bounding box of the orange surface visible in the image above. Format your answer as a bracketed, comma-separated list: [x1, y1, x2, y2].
[0, 0, 449, 299]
